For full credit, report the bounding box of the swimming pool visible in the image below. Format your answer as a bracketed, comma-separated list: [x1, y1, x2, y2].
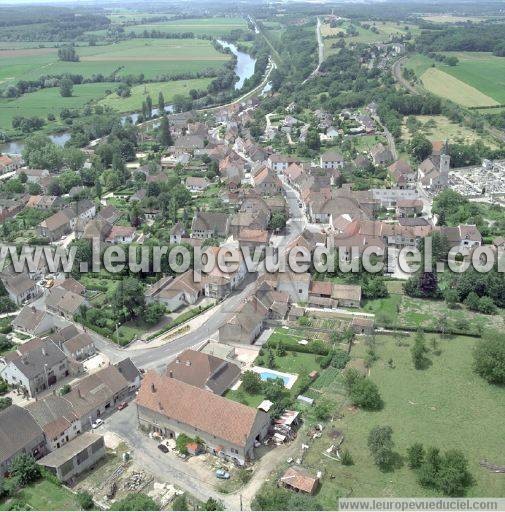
[251, 366, 298, 389]
[259, 371, 289, 385]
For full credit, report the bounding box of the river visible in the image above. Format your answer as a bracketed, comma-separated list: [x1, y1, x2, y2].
[216, 39, 256, 90]
[0, 41, 256, 155]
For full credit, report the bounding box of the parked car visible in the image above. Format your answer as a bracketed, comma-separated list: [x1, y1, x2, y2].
[215, 469, 230, 480]
[117, 401, 128, 410]
[157, 444, 169, 453]
[91, 418, 103, 429]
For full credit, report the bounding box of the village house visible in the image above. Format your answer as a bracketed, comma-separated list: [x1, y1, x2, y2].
[0, 405, 47, 478]
[320, 150, 345, 170]
[437, 224, 482, 251]
[370, 143, 393, 166]
[46, 286, 88, 320]
[388, 160, 417, 189]
[253, 167, 282, 196]
[219, 296, 267, 345]
[97, 205, 122, 225]
[2, 274, 41, 305]
[105, 225, 137, 244]
[191, 211, 229, 239]
[37, 211, 72, 241]
[170, 222, 187, 244]
[351, 316, 375, 335]
[166, 349, 241, 396]
[267, 154, 301, 173]
[0, 338, 70, 397]
[185, 176, 210, 193]
[203, 246, 247, 298]
[145, 271, 202, 312]
[136, 371, 271, 465]
[26, 195, 63, 210]
[12, 305, 70, 337]
[0, 154, 22, 175]
[16, 167, 50, 184]
[396, 198, 424, 218]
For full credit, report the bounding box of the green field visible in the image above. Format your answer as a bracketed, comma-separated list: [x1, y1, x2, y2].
[301, 334, 505, 504]
[125, 17, 247, 37]
[0, 82, 115, 133]
[0, 39, 229, 86]
[406, 52, 505, 107]
[99, 77, 213, 113]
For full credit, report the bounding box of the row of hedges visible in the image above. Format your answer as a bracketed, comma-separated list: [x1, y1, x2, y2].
[380, 324, 482, 338]
[265, 337, 331, 356]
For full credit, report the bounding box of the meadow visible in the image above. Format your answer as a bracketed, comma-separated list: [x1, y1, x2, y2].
[99, 77, 213, 113]
[401, 114, 499, 148]
[0, 39, 230, 86]
[124, 17, 247, 37]
[0, 82, 115, 133]
[301, 334, 505, 505]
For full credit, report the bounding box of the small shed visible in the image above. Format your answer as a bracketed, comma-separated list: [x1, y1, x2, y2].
[280, 466, 319, 495]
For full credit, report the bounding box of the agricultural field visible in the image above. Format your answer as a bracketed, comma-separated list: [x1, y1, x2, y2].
[299, 334, 505, 505]
[0, 39, 230, 86]
[124, 17, 247, 37]
[405, 52, 505, 107]
[99, 77, 213, 113]
[0, 82, 115, 134]
[420, 14, 492, 24]
[401, 114, 499, 148]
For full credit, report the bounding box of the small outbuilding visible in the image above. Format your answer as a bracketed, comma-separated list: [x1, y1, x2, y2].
[280, 466, 319, 495]
[37, 433, 105, 482]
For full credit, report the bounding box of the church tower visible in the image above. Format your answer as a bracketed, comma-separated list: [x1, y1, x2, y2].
[439, 140, 450, 188]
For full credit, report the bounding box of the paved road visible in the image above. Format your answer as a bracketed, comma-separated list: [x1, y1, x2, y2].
[303, 16, 324, 84]
[391, 56, 418, 95]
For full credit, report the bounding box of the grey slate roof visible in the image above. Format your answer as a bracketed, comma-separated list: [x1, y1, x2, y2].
[0, 405, 43, 464]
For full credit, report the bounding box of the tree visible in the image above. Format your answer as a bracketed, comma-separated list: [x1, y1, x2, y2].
[58, 45, 79, 62]
[408, 133, 432, 162]
[341, 449, 354, 466]
[478, 296, 496, 315]
[158, 116, 173, 147]
[407, 443, 425, 469]
[268, 211, 287, 231]
[444, 288, 459, 309]
[203, 498, 223, 511]
[110, 493, 158, 511]
[63, 147, 86, 172]
[0, 397, 12, 411]
[368, 426, 395, 471]
[144, 303, 165, 326]
[76, 491, 94, 510]
[158, 91, 165, 113]
[10, 454, 40, 486]
[172, 494, 188, 511]
[473, 331, 505, 385]
[112, 277, 145, 322]
[411, 330, 429, 370]
[437, 450, 473, 497]
[241, 370, 263, 394]
[464, 291, 480, 311]
[349, 378, 382, 410]
[313, 400, 332, 420]
[60, 79, 74, 98]
[145, 95, 153, 119]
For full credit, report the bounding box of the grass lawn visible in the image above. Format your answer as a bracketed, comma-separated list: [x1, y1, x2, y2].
[99, 77, 213, 113]
[0, 479, 79, 511]
[257, 351, 321, 375]
[0, 83, 115, 135]
[301, 334, 505, 504]
[126, 17, 247, 37]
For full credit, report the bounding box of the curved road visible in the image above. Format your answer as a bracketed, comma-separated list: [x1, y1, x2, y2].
[91, 178, 305, 371]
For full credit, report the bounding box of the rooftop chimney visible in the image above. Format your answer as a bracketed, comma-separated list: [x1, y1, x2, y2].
[151, 383, 156, 393]
[169, 370, 173, 378]
[41, 347, 47, 357]
[158, 401, 164, 411]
